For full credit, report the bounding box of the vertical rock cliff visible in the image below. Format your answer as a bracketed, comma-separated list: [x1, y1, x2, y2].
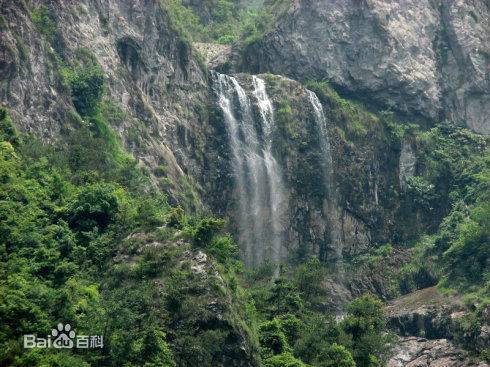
[237, 0, 489, 134]
[1, 0, 210, 198]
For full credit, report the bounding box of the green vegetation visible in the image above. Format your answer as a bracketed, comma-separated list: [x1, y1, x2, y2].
[64, 64, 105, 117]
[378, 123, 489, 360]
[305, 80, 381, 142]
[0, 39, 396, 364]
[316, 343, 355, 367]
[276, 98, 299, 140]
[307, 78, 488, 361]
[395, 125, 489, 293]
[1, 96, 393, 366]
[244, 261, 391, 367]
[0, 54, 258, 365]
[4, 3, 488, 362]
[31, 5, 57, 41]
[162, 0, 275, 45]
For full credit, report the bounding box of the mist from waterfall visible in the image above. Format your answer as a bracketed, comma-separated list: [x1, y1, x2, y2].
[213, 72, 287, 268]
[307, 90, 343, 262]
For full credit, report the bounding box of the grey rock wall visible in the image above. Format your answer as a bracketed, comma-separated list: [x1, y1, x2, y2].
[1, 0, 210, 198]
[238, 0, 490, 134]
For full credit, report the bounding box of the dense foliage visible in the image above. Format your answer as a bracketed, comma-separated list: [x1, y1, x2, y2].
[162, 0, 274, 45]
[0, 56, 256, 365]
[306, 80, 489, 362]
[3, 3, 488, 365]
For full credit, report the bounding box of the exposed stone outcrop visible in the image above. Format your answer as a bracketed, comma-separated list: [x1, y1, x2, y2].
[386, 287, 489, 367]
[386, 287, 463, 339]
[399, 139, 417, 190]
[387, 336, 488, 367]
[194, 42, 232, 69]
[237, 0, 490, 134]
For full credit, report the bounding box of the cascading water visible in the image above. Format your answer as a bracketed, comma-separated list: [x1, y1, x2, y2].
[307, 90, 343, 262]
[212, 72, 287, 268]
[252, 76, 287, 267]
[213, 73, 254, 264]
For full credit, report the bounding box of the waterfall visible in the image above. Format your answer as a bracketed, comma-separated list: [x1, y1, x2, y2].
[213, 73, 254, 264]
[307, 90, 343, 262]
[212, 72, 287, 268]
[252, 76, 287, 268]
[307, 90, 334, 194]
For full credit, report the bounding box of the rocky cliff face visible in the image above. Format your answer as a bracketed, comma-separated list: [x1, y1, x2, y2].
[203, 72, 399, 266]
[388, 337, 487, 367]
[2, 0, 479, 270]
[386, 287, 490, 367]
[237, 0, 490, 134]
[1, 0, 210, 198]
[1, 2, 487, 365]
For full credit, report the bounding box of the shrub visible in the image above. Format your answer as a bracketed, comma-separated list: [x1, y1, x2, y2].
[31, 6, 56, 40]
[267, 277, 303, 316]
[293, 257, 325, 306]
[65, 64, 105, 117]
[207, 234, 239, 263]
[259, 319, 291, 357]
[342, 295, 388, 367]
[67, 183, 119, 232]
[278, 314, 301, 346]
[134, 328, 176, 366]
[294, 315, 348, 364]
[405, 176, 438, 211]
[316, 343, 356, 367]
[276, 99, 298, 140]
[166, 207, 186, 229]
[192, 217, 225, 248]
[0, 108, 18, 145]
[217, 34, 238, 44]
[444, 201, 489, 286]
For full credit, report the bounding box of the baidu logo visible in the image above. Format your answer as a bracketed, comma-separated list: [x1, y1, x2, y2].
[24, 323, 103, 349]
[52, 323, 75, 348]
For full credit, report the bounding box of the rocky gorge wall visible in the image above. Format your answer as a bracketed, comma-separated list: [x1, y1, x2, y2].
[1, 1, 488, 365]
[1, 0, 459, 272]
[204, 72, 408, 267]
[0, 0, 421, 269]
[237, 0, 490, 134]
[1, 0, 211, 200]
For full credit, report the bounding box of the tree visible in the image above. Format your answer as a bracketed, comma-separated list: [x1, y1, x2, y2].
[444, 201, 489, 286]
[267, 277, 303, 316]
[136, 328, 176, 367]
[67, 183, 119, 232]
[316, 343, 355, 367]
[259, 319, 291, 358]
[192, 217, 225, 248]
[67, 64, 105, 117]
[342, 295, 387, 367]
